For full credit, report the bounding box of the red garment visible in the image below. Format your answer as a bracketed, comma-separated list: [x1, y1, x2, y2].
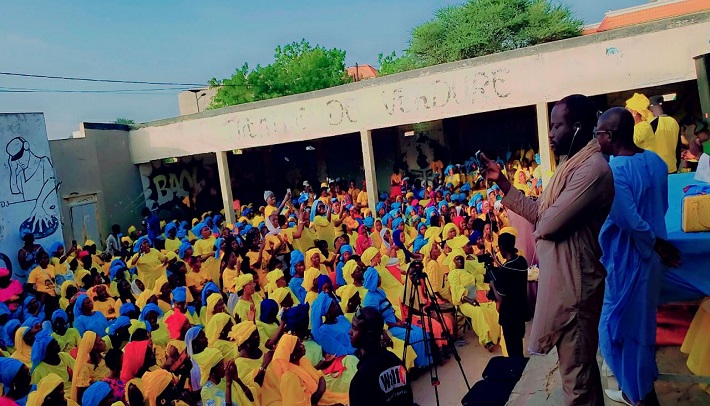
[120, 340, 151, 381]
[165, 310, 188, 339]
[355, 235, 371, 256]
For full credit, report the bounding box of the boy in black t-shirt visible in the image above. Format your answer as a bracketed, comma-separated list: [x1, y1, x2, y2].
[349, 307, 414, 406]
[490, 232, 530, 357]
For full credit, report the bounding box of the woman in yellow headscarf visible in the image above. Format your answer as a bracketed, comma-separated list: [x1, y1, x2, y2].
[361, 247, 403, 319]
[152, 276, 173, 313]
[194, 347, 229, 404]
[130, 236, 167, 290]
[626, 93, 657, 153]
[265, 268, 286, 296]
[233, 321, 264, 406]
[26, 373, 79, 406]
[205, 292, 228, 325]
[11, 326, 32, 366]
[205, 312, 236, 361]
[58, 280, 77, 312]
[302, 267, 321, 306]
[71, 331, 110, 402]
[143, 369, 178, 406]
[221, 251, 240, 294]
[304, 248, 327, 275]
[263, 334, 349, 406]
[233, 274, 263, 323]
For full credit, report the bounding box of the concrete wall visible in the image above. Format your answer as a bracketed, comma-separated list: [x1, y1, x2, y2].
[0, 113, 63, 282]
[50, 124, 144, 249]
[129, 13, 710, 163]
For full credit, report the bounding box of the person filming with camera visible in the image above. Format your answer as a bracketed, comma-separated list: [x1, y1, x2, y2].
[488, 232, 530, 357]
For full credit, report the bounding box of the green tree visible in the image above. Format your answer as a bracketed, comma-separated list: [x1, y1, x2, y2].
[209, 39, 350, 108]
[114, 118, 135, 124]
[379, 0, 582, 75]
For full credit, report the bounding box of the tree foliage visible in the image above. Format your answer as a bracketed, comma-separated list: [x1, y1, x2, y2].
[114, 118, 135, 124]
[209, 39, 350, 108]
[380, 0, 583, 75]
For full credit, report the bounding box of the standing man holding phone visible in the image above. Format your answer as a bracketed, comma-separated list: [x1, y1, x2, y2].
[480, 94, 614, 406]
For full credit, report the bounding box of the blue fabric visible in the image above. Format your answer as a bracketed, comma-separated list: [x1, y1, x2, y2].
[191, 223, 207, 239]
[185, 326, 203, 391]
[82, 381, 112, 406]
[4, 320, 21, 347]
[176, 221, 189, 239]
[164, 222, 177, 237]
[52, 309, 69, 323]
[599, 152, 667, 403]
[312, 309, 356, 356]
[381, 214, 391, 228]
[75, 311, 109, 337]
[133, 236, 152, 253]
[21, 316, 40, 330]
[391, 218, 403, 231]
[259, 299, 279, 323]
[172, 286, 187, 303]
[335, 245, 353, 286]
[660, 172, 710, 302]
[469, 231, 481, 246]
[376, 202, 386, 213]
[201, 282, 220, 306]
[310, 292, 331, 341]
[108, 316, 132, 335]
[110, 263, 125, 280]
[290, 250, 304, 277]
[119, 302, 138, 317]
[363, 284, 431, 367]
[0, 302, 9, 318]
[310, 200, 324, 224]
[413, 235, 428, 254]
[139, 303, 164, 332]
[0, 357, 23, 393]
[49, 241, 64, 257]
[289, 277, 306, 304]
[31, 330, 53, 372]
[178, 242, 192, 259]
[214, 238, 223, 258]
[317, 275, 331, 293]
[362, 217, 374, 228]
[73, 294, 89, 319]
[282, 304, 310, 332]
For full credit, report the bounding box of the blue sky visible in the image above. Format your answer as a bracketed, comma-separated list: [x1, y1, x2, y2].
[0, 0, 647, 139]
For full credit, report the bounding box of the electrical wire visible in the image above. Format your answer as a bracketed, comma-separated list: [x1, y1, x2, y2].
[0, 71, 206, 87]
[0, 86, 193, 94]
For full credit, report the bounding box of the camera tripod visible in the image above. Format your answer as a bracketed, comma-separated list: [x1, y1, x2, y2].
[401, 263, 470, 406]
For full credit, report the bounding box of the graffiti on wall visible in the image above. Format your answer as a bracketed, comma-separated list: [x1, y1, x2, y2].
[139, 155, 221, 215]
[0, 113, 63, 282]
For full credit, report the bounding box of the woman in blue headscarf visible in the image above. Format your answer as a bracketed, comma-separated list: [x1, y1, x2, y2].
[362, 267, 431, 368]
[392, 229, 412, 263]
[335, 245, 353, 287]
[176, 221, 189, 239]
[256, 299, 280, 352]
[73, 294, 109, 337]
[81, 381, 112, 406]
[288, 250, 307, 304]
[22, 295, 45, 321]
[310, 292, 355, 356]
[0, 357, 32, 405]
[413, 223, 429, 253]
[172, 286, 199, 325]
[185, 325, 207, 392]
[4, 319, 21, 350]
[31, 329, 74, 384]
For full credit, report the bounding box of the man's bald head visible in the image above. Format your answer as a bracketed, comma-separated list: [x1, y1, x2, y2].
[598, 107, 635, 144]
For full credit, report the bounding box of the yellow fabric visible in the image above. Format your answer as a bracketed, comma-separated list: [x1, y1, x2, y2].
[446, 235, 468, 250]
[203, 256, 222, 291]
[459, 302, 500, 346]
[28, 264, 57, 296]
[11, 327, 31, 366]
[233, 274, 253, 293]
[213, 339, 237, 362]
[634, 121, 657, 153]
[256, 320, 279, 353]
[681, 299, 710, 394]
[205, 313, 232, 346]
[234, 357, 263, 406]
[164, 237, 181, 253]
[26, 372, 64, 406]
[194, 236, 217, 257]
[152, 276, 169, 296]
[361, 248, 403, 318]
[52, 328, 81, 352]
[230, 321, 257, 347]
[654, 116, 680, 172]
[143, 369, 175, 406]
[233, 293, 263, 323]
[222, 267, 239, 294]
[625, 93, 653, 121]
[266, 269, 285, 295]
[131, 248, 166, 290]
[31, 351, 75, 384]
[342, 260, 359, 285]
[442, 223, 459, 240]
[205, 292, 223, 325]
[70, 331, 97, 401]
[312, 216, 335, 251]
[335, 284, 366, 314]
[136, 290, 154, 309]
[303, 266, 320, 293]
[293, 227, 317, 254]
[194, 347, 224, 386]
[304, 249, 326, 274]
[270, 287, 291, 306]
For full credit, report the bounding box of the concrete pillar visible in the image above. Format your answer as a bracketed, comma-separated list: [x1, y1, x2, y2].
[360, 129, 379, 211]
[215, 151, 236, 224]
[536, 102, 555, 185]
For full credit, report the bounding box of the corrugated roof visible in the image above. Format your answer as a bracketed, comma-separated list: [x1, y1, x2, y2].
[589, 0, 710, 33]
